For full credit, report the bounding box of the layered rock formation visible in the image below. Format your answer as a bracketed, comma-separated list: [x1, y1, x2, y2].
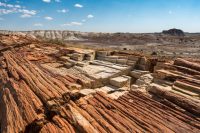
[0, 34, 199, 133]
[0, 30, 198, 46]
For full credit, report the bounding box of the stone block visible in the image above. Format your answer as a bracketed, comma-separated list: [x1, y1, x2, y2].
[96, 51, 108, 57]
[104, 57, 117, 63]
[95, 86, 116, 94]
[117, 59, 127, 65]
[127, 60, 137, 66]
[140, 57, 148, 65]
[128, 56, 139, 61]
[107, 91, 128, 100]
[118, 56, 128, 59]
[131, 84, 139, 90]
[130, 70, 150, 79]
[108, 56, 119, 59]
[76, 62, 89, 67]
[70, 53, 84, 61]
[85, 53, 95, 61]
[64, 62, 73, 68]
[137, 64, 146, 71]
[66, 59, 77, 65]
[110, 75, 131, 88]
[60, 56, 70, 61]
[96, 56, 106, 61]
[79, 89, 96, 96]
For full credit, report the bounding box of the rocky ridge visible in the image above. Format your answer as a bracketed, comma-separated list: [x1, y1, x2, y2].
[162, 28, 185, 36]
[0, 30, 199, 45]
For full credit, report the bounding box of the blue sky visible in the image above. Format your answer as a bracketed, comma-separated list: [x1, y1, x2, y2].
[0, 0, 200, 33]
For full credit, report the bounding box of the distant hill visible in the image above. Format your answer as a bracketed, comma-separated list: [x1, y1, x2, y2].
[162, 29, 185, 36]
[0, 30, 199, 45]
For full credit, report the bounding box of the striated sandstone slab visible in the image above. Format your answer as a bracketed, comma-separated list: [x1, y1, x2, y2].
[110, 75, 131, 88]
[0, 34, 200, 133]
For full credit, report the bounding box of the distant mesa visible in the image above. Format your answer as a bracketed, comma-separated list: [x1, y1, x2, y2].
[162, 28, 185, 36]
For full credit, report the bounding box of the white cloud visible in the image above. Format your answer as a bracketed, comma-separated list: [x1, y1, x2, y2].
[6, 4, 14, 8]
[57, 9, 68, 13]
[82, 19, 86, 22]
[20, 14, 32, 18]
[0, 2, 20, 8]
[34, 23, 43, 27]
[0, 9, 15, 15]
[0, 2, 7, 7]
[74, 4, 83, 8]
[42, 0, 51, 3]
[44, 16, 53, 20]
[87, 14, 94, 18]
[0, 2, 37, 17]
[15, 5, 21, 8]
[18, 9, 36, 15]
[71, 22, 82, 25]
[62, 21, 83, 26]
[0, 8, 36, 17]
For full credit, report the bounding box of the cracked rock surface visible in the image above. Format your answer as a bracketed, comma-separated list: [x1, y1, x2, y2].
[0, 34, 199, 133]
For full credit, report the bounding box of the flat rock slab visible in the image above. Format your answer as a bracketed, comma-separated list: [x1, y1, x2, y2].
[110, 75, 131, 88]
[79, 89, 96, 96]
[107, 90, 128, 99]
[95, 86, 116, 93]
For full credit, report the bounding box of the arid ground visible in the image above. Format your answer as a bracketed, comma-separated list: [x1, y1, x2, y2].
[0, 31, 199, 133]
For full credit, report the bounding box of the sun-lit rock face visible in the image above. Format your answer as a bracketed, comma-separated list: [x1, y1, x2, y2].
[0, 34, 199, 133]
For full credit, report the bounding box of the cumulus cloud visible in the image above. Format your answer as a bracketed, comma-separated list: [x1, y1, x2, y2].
[15, 5, 21, 8]
[74, 4, 83, 8]
[0, 2, 20, 8]
[87, 14, 94, 18]
[71, 22, 82, 25]
[62, 22, 83, 26]
[20, 14, 32, 18]
[6, 4, 14, 8]
[0, 2, 7, 7]
[57, 9, 68, 13]
[19, 9, 36, 18]
[0, 9, 14, 15]
[42, 0, 51, 3]
[0, 2, 37, 18]
[18, 9, 36, 15]
[34, 23, 43, 27]
[44, 16, 53, 20]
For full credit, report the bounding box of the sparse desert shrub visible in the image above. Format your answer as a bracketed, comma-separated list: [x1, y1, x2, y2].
[123, 48, 127, 50]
